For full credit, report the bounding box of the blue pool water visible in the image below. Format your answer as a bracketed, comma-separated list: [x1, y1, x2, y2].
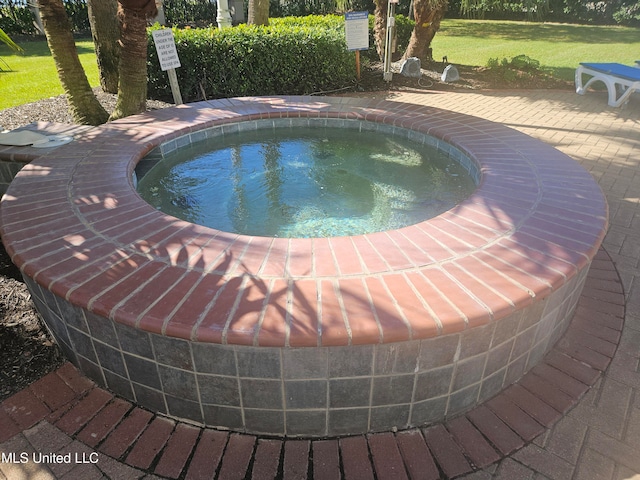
[137, 126, 475, 238]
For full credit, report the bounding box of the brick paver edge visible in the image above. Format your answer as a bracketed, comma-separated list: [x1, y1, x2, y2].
[0, 247, 625, 479]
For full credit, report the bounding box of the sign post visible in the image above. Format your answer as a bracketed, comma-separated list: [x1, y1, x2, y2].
[344, 11, 369, 81]
[151, 28, 183, 105]
[383, 0, 399, 82]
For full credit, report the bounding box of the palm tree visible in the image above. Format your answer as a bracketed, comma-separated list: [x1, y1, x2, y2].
[0, 28, 23, 52]
[248, 0, 269, 25]
[87, 0, 121, 94]
[36, 0, 157, 124]
[38, 0, 110, 125]
[109, 0, 158, 120]
[402, 0, 448, 62]
[373, 0, 388, 61]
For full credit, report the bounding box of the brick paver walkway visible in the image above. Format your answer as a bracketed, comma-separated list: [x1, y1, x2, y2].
[1, 88, 639, 479]
[384, 89, 640, 479]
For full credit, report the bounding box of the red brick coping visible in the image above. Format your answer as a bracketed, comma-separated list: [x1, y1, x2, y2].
[0, 96, 609, 436]
[0, 248, 624, 479]
[0, 96, 608, 347]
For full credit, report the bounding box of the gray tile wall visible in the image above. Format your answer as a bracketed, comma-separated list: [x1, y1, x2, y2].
[24, 263, 588, 437]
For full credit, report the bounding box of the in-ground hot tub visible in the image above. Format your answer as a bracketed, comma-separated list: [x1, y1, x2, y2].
[0, 97, 608, 437]
[135, 121, 478, 238]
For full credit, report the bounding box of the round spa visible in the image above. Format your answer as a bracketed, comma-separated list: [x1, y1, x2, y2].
[0, 96, 608, 437]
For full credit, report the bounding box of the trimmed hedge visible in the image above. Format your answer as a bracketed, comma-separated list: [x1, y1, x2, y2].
[147, 14, 414, 101]
[147, 18, 357, 102]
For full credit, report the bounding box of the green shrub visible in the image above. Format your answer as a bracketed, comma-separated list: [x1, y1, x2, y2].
[147, 19, 357, 101]
[485, 54, 543, 84]
[163, 0, 219, 26]
[271, 14, 345, 29]
[0, 1, 88, 36]
[362, 14, 414, 61]
[0, 5, 36, 36]
[389, 14, 415, 55]
[613, 3, 640, 26]
[268, 14, 415, 62]
[271, 13, 414, 55]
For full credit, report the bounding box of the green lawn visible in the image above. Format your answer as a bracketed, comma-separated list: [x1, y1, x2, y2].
[0, 39, 100, 110]
[432, 20, 640, 81]
[1, 21, 639, 110]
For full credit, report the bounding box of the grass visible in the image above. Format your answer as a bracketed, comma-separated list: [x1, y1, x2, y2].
[432, 19, 640, 81]
[1, 21, 639, 109]
[0, 39, 100, 110]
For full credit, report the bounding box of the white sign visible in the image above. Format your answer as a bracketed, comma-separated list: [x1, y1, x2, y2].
[152, 28, 181, 71]
[345, 11, 369, 51]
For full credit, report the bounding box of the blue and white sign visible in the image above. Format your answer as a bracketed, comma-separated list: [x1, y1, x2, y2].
[345, 11, 369, 51]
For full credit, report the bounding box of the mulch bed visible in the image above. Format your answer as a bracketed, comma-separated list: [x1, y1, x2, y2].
[0, 244, 65, 402]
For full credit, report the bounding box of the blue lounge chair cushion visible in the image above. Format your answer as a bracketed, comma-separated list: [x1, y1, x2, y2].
[580, 63, 640, 82]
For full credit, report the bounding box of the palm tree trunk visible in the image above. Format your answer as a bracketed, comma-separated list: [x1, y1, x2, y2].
[248, 0, 269, 26]
[88, 0, 121, 94]
[373, 0, 388, 62]
[403, 0, 447, 62]
[109, 1, 155, 121]
[37, 0, 109, 125]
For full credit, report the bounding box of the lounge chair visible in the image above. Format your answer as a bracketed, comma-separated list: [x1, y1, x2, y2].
[575, 62, 640, 107]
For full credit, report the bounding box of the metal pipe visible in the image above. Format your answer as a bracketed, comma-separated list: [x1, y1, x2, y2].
[383, 0, 397, 82]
